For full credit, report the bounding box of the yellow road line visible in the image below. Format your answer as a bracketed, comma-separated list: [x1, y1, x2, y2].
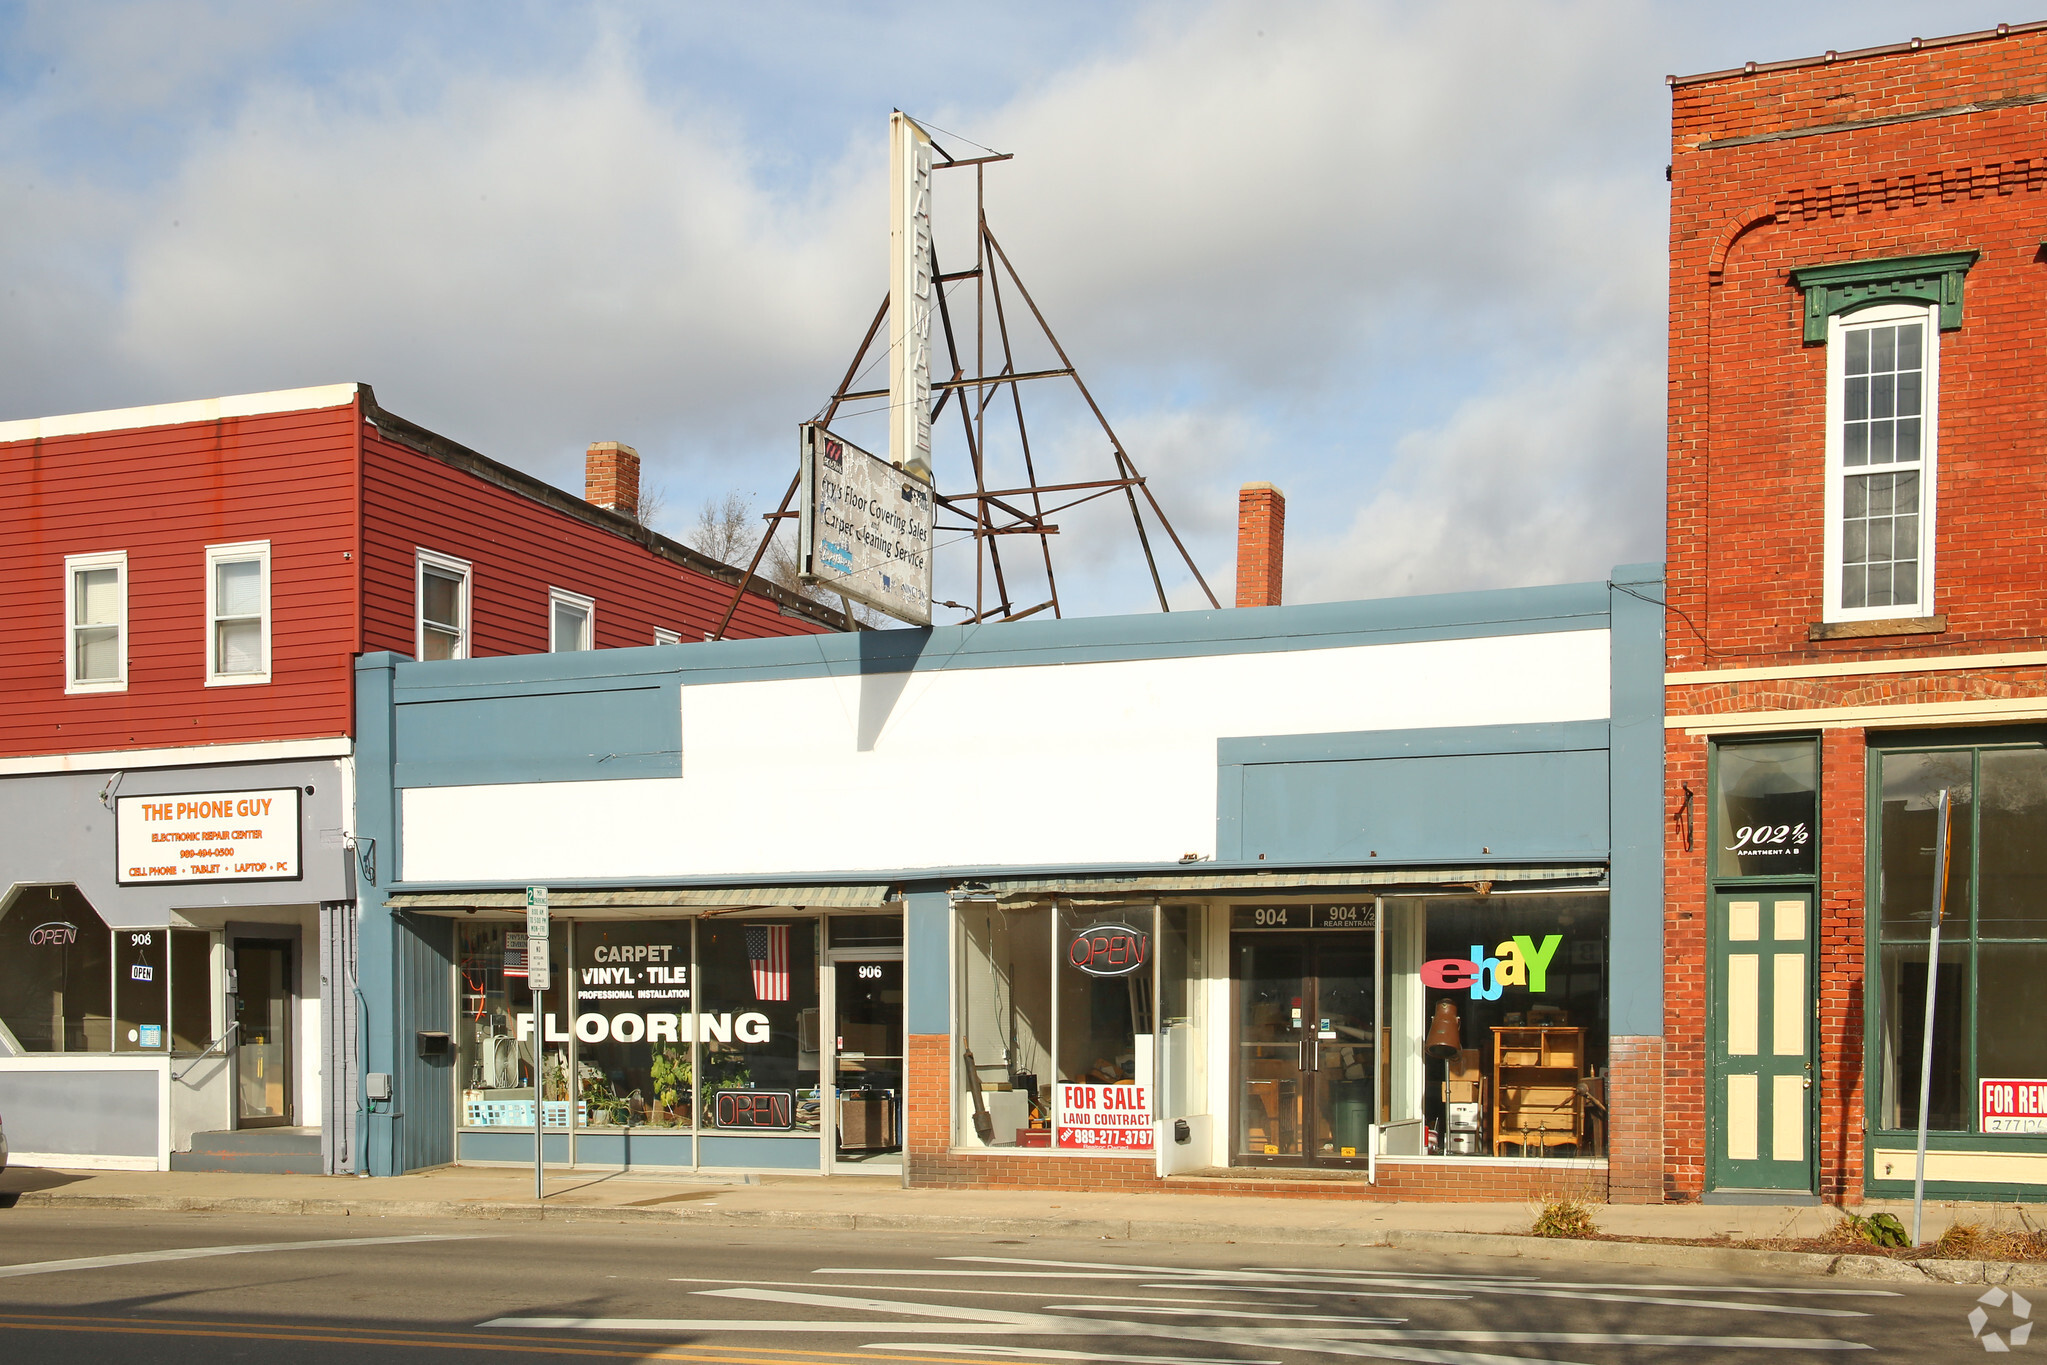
[0, 1313, 1054, 1365]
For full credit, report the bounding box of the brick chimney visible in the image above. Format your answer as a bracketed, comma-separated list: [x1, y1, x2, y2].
[585, 442, 641, 519]
[1235, 482, 1285, 608]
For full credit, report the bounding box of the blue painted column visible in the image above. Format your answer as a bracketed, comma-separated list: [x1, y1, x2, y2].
[902, 881, 951, 1184]
[1607, 562, 1668, 1202]
[1608, 563, 1667, 1036]
[352, 652, 403, 1175]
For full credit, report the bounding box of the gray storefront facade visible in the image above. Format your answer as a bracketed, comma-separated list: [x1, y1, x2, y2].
[0, 750, 357, 1171]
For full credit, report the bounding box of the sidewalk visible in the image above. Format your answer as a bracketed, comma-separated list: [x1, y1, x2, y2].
[3, 1162, 2041, 1285]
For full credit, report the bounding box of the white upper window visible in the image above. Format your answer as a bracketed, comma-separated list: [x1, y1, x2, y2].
[652, 627, 682, 647]
[416, 549, 473, 661]
[549, 587, 594, 652]
[205, 541, 271, 685]
[64, 550, 127, 694]
[1823, 303, 1939, 621]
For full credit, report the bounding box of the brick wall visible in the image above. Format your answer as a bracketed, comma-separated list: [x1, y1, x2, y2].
[1664, 26, 2047, 1204]
[905, 1035, 1610, 1202]
[1817, 729, 1869, 1202]
[1607, 1035, 1666, 1202]
[1662, 731, 1709, 1201]
[1668, 29, 2047, 671]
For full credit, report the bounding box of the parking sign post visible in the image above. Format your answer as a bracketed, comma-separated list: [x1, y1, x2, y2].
[527, 886, 550, 1200]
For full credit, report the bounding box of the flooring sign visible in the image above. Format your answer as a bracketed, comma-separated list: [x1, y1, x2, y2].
[489, 1252, 1907, 1363]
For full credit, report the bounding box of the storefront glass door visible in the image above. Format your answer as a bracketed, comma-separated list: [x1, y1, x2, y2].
[1232, 926, 1376, 1167]
[831, 959, 903, 1165]
[233, 939, 293, 1128]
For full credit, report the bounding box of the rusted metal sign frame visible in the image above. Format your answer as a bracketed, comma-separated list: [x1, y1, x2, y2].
[711, 143, 1217, 639]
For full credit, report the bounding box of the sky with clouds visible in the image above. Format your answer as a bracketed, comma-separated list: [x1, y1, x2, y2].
[0, 1, 2015, 620]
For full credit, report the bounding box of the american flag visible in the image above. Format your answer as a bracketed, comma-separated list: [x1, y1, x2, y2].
[746, 924, 789, 1002]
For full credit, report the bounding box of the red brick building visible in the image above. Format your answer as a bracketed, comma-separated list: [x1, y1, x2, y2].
[1664, 22, 2047, 1203]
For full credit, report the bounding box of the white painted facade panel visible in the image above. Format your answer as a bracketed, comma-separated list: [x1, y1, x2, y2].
[400, 630, 1610, 882]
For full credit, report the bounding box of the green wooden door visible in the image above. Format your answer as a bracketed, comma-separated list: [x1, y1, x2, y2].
[1707, 891, 1816, 1193]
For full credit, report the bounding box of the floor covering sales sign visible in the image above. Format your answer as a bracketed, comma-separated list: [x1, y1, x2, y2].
[116, 788, 302, 885]
[798, 422, 934, 626]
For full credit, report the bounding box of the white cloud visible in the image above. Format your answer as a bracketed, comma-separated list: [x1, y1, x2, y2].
[109, 41, 879, 478]
[1288, 346, 1664, 602]
[38, 0, 1987, 619]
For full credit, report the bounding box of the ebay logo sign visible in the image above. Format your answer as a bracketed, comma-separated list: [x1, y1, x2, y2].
[1420, 935, 1563, 1000]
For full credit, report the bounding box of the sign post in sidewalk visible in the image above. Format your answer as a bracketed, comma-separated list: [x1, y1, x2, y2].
[1911, 790, 1952, 1246]
[526, 886, 550, 1201]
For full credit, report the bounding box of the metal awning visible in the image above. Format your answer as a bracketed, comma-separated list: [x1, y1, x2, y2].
[974, 865, 1606, 903]
[387, 885, 895, 915]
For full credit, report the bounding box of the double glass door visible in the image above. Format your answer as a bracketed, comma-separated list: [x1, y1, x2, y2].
[1234, 934, 1375, 1166]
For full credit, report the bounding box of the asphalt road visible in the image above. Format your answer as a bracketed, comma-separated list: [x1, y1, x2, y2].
[0, 1207, 2006, 1363]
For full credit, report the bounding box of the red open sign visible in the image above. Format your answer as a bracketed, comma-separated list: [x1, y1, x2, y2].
[1068, 922, 1148, 977]
[714, 1089, 794, 1130]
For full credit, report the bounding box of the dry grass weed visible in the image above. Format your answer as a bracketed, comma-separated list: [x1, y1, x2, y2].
[1529, 1194, 1598, 1239]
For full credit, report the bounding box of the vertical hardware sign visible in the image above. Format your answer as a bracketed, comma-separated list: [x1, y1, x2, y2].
[798, 423, 934, 625]
[888, 110, 934, 483]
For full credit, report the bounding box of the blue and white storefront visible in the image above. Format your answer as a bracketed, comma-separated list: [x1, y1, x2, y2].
[349, 569, 1663, 1196]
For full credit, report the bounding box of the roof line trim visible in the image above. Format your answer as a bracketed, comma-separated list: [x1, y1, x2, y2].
[0, 383, 360, 443]
[362, 397, 848, 632]
[1690, 89, 2047, 152]
[1669, 21, 2047, 89]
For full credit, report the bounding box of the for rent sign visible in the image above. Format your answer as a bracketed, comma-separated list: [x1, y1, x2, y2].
[116, 788, 302, 885]
[1054, 1082, 1153, 1151]
[1981, 1079, 2047, 1133]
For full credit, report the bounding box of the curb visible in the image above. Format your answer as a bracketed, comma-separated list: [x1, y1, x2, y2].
[1384, 1228, 2047, 1286]
[14, 1189, 2047, 1285]
[8, 1190, 1359, 1246]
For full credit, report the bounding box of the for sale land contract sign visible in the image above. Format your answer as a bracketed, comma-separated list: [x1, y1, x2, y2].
[1054, 1082, 1153, 1151]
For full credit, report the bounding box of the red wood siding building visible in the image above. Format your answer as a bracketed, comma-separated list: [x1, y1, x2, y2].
[1, 383, 834, 762]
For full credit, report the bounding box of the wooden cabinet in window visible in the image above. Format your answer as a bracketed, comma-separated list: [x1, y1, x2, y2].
[1491, 1026, 1583, 1155]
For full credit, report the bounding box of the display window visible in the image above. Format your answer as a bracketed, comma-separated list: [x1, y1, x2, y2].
[1382, 892, 1609, 1160]
[169, 928, 214, 1052]
[0, 886, 113, 1053]
[574, 921, 693, 1129]
[457, 920, 576, 1127]
[1713, 741, 1819, 879]
[697, 920, 821, 1132]
[957, 901, 1163, 1153]
[114, 927, 169, 1051]
[1873, 738, 2047, 1139]
[456, 916, 832, 1138]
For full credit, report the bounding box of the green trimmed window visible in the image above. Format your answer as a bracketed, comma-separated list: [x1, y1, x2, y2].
[1789, 251, 1978, 344]
[1873, 737, 2047, 1136]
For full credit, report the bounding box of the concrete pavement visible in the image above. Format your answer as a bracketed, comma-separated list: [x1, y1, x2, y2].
[4, 1162, 2043, 1284]
[0, 1208, 1971, 1365]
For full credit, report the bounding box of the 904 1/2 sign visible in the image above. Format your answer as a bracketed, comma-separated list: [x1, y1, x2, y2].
[1231, 904, 1375, 932]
